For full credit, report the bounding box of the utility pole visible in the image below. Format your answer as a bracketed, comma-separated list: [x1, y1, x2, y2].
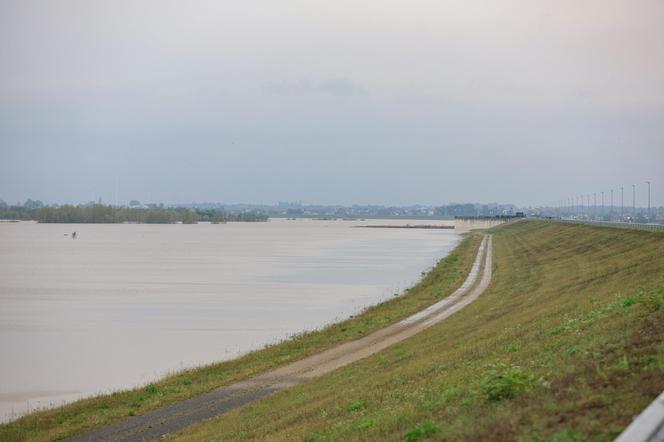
[646, 181, 651, 221]
[601, 191, 604, 219]
[621, 186, 624, 219]
[610, 189, 613, 220]
[581, 195, 584, 217]
[632, 184, 636, 221]
[594, 192, 597, 219]
[576, 196, 578, 216]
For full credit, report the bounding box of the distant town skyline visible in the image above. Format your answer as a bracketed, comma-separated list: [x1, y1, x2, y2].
[2, 197, 661, 213]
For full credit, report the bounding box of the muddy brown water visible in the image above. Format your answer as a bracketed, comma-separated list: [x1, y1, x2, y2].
[0, 218, 458, 422]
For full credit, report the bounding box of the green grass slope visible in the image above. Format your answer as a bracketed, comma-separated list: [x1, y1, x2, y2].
[1, 232, 482, 442]
[171, 221, 664, 442]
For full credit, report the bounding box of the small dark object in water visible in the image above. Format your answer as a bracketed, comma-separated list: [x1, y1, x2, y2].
[72, 231, 77, 239]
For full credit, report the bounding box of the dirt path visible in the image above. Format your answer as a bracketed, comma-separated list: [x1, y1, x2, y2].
[68, 235, 493, 442]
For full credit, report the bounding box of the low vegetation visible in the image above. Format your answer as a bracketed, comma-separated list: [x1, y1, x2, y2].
[0, 230, 481, 441]
[1, 204, 269, 224]
[167, 221, 664, 441]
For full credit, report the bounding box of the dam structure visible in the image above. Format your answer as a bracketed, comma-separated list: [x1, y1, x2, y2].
[454, 215, 524, 233]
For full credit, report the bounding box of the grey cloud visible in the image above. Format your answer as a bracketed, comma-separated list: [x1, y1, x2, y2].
[318, 78, 366, 96]
[1, 0, 663, 206]
[265, 78, 367, 97]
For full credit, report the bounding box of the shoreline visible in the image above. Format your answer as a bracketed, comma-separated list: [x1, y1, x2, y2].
[68, 236, 492, 442]
[0, 228, 477, 437]
[0, 217, 459, 421]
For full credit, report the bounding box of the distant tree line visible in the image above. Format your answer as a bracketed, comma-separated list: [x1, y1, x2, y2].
[0, 201, 267, 224]
[35, 205, 196, 224]
[0, 206, 38, 220]
[0, 199, 43, 220]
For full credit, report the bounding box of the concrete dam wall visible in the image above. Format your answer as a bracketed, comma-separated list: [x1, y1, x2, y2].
[454, 217, 521, 233]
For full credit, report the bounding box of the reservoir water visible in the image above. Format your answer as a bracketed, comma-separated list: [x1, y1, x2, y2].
[0, 218, 458, 422]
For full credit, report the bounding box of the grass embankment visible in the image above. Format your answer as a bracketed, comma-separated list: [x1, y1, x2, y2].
[170, 221, 664, 441]
[1, 233, 481, 441]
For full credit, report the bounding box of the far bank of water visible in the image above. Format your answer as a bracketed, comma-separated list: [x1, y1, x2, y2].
[0, 218, 458, 422]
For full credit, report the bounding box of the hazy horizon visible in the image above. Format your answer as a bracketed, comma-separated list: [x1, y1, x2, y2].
[2, 1, 663, 206]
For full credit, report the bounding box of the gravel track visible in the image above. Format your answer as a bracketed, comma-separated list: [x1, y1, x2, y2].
[68, 235, 493, 442]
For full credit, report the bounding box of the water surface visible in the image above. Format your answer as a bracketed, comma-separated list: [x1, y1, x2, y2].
[0, 218, 457, 422]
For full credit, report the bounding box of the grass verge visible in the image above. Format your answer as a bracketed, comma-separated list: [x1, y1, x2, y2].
[0, 233, 481, 441]
[168, 220, 664, 441]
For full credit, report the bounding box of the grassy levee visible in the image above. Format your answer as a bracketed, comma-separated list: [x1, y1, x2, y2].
[0, 234, 482, 442]
[169, 220, 664, 442]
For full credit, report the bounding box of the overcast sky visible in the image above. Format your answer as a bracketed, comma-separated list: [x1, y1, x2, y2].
[1, 0, 663, 206]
